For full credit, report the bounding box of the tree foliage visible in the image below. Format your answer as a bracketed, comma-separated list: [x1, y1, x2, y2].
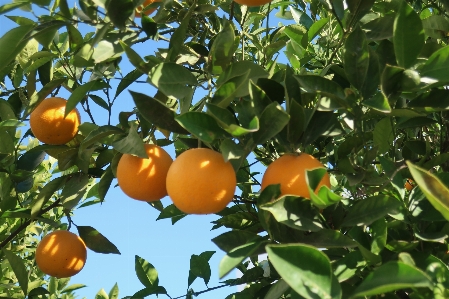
[2, 0, 449, 298]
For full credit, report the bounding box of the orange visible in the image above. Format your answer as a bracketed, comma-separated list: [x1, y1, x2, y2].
[135, 0, 160, 17]
[166, 148, 236, 214]
[116, 144, 173, 201]
[261, 153, 331, 199]
[29, 97, 81, 145]
[35, 230, 87, 278]
[233, 0, 271, 7]
[405, 179, 415, 191]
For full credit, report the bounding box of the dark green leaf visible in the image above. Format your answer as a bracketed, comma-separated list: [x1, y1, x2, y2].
[98, 167, 114, 202]
[130, 91, 188, 134]
[135, 255, 159, 288]
[346, 0, 375, 26]
[207, 20, 235, 75]
[60, 173, 90, 210]
[106, 0, 134, 29]
[363, 16, 394, 40]
[175, 112, 229, 143]
[2, 249, 28, 295]
[17, 150, 46, 171]
[66, 80, 109, 117]
[252, 102, 289, 145]
[393, 1, 424, 68]
[148, 63, 197, 99]
[420, 45, 449, 82]
[342, 195, 401, 226]
[212, 230, 260, 253]
[295, 75, 345, 101]
[344, 25, 369, 89]
[0, 24, 35, 73]
[77, 226, 120, 254]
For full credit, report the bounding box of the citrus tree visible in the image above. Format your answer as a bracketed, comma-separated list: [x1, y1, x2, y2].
[2, 0, 449, 298]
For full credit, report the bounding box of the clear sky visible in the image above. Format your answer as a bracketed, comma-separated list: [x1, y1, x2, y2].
[0, 1, 296, 297]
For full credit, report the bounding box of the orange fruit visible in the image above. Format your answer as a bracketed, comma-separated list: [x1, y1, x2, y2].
[116, 144, 173, 201]
[233, 0, 271, 7]
[261, 153, 331, 199]
[135, 0, 160, 17]
[35, 230, 87, 278]
[166, 148, 236, 214]
[405, 179, 415, 191]
[29, 97, 81, 145]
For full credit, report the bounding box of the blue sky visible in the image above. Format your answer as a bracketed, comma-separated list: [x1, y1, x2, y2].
[0, 0, 298, 296]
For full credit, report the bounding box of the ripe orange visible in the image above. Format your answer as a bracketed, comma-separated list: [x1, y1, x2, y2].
[166, 148, 237, 214]
[405, 179, 415, 191]
[29, 97, 81, 145]
[35, 230, 87, 278]
[116, 144, 173, 201]
[135, 0, 160, 17]
[233, 0, 271, 7]
[261, 153, 331, 199]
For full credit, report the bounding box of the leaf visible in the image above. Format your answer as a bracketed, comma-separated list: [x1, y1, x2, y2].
[108, 283, 119, 299]
[98, 167, 114, 202]
[301, 111, 344, 145]
[61, 284, 87, 294]
[342, 195, 401, 226]
[166, 3, 195, 62]
[344, 25, 369, 90]
[0, 24, 35, 73]
[267, 244, 341, 299]
[135, 255, 159, 288]
[95, 288, 108, 299]
[393, 1, 424, 68]
[298, 229, 357, 248]
[350, 262, 432, 298]
[3, 249, 28, 295]
[408, 89, 449, 111]
[112, 123, 147, 158]
[31, 176, 67, 218]
[156, 204, 186, 221]
[373, 117, 394, 154]
[215, 61, 268, 95]
[115, 69, 144, 99]
[265, 279, 290, 299]
[148, 63, 197, 99]
[77, 226, 120, 254]
[260, 196, 323, 232]
[17, 150, 46, 171]
[363, 16, 395, 40]
[66, 80, 109, 117]
[346, 0, 375, 25]
[290, 6, 313, 29]
[207, 103, 258, 137]
[211, 70, 251, 108]
[60, 173, 90, 210]
[175, 112, 229, 143]
[79, 125, 124, 158]
[219, 237, 268, 278]
[420, 45, 449, 82]
[106, 0, 134, 29]
[212, 230, 260, 253]
[295, 75, 345, 101]
[188, 252, 215, 286]
[141, 15, 157, 37]
[207, 20, 235, 75]
[252, 102, 289, 145]
[308, 18, 329, 41]
[130, 91, 189, 134]
[0, 1, 29, 15]
[287, 100, 305, 143]
[407, 161, 449, 222]
[363, 92, 391, 113]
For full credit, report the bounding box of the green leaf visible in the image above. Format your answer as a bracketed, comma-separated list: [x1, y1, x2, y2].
[60, 173, 90, 210]
[363, 15, 394, 40]
[363, 92, 391, 113]
[252, 102, 289, 145]
[344, 25, 369, 90]
[115, 69, 144, 99]
[188, 252, 214, 286]
[407, 161, 449, 222]
[148, 63, 197, 99]
[287, 100, 305, 143]
[106, 0, 134, 29]
[141, 15, 157, 37]
[265, 279, 291, 299]
[31, 176, 67, 218]
[261, 196, 323, 232]
[130, 91, 189, 134]
[17, 150, 46, 171]
[215, 61, 268, 96]
[25, 78, 66, 118]
[308, 18, 329, 41]
[0, 130, 15, 154]
[211, 70, 251, 108]
[0, 24, 35, 73]
[79, 125, 124, 159]
[175, 112, 229, 143]
[77, 226, 120, 254]
[3, 249, 28, 294]
[112, 123, 147, 158]
[0, 1, 29, 15]
[212, 230, 260, 253]
[156, 204, 186, 221]
[350, 262, 431, 298]
[373, 117, 394, 154]
[267, 244, 341, 299]
[420, 45, 449, 82]
[295, 75, 345, 101]
[166, 3, 195, 62]
[300, 229, 357, 248]
[301, 111, 344, 145]
[219, 237, 268, 278]
[290, 6, 313, 29]
[135, 255, 159, 288]
[207, 20, 235, 75]
[346, 0, 375, 25]
[108, 283, 119, 299]
[95, 288, 108, 299]
[206, 103, 258, 137]
[61, 284, 87, 294]
[66, 80, 109, 117]
[408, 89, 449, 111]
[393, 1, 424, 68]
[342, 195, 401, 226]
[98, 167, 114, 202]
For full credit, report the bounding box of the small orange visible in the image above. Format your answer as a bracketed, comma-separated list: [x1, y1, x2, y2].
[116, 144, 173, 201]
[261, 153, 331, 198]
[35, 230, 87, 278]
[135, 0, 160, 17]
[233, 0, 271, 7]
[166, 148, 236, 214]
[405, 179, 415, 191]
[30, 97, 81, 145]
